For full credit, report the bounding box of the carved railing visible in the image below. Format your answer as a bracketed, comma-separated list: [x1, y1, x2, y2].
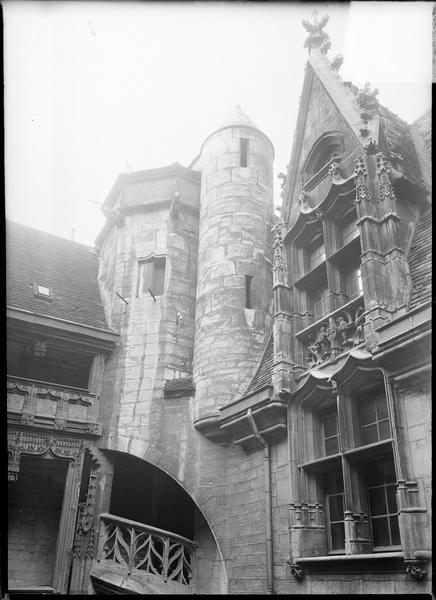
[7, 375, 100, 434]
[96, 513, 196, 587]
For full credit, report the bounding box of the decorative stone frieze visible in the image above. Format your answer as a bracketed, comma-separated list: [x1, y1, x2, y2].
[306, 306, 365, 368]
[7, 428, 82, 480]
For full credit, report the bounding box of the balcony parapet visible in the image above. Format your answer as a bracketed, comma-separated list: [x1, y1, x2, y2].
[91, 513, 197, 594]
[7, 375, 101, 437]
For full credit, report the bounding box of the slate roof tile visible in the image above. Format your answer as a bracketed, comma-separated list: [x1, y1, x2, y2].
[242, 332, 274, 397]
[408, 208, 432, 310]
[7, 221, 110, 330]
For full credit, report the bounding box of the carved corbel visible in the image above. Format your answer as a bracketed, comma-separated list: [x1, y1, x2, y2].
[405, 560, 427, 581]
[288, 561, 305, 581]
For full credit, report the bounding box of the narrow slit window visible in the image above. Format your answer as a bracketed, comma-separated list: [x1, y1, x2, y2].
[138, 257, 166, 297]
[245, 275, 253, 308]
[240, 138, 249, 167]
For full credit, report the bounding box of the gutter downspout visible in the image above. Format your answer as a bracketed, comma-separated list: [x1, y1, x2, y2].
[246, 409, 274, 595]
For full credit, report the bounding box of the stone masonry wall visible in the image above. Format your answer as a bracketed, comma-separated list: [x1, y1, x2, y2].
[8, 456, 68, 588]
[97, 175, 199, 457]
[193, 126, 274, 420]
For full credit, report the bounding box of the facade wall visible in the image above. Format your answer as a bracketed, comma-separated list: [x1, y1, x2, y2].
[8, 456, 68, 588]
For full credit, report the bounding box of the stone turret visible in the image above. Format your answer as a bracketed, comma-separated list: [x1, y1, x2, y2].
[193, 105, 275, 420]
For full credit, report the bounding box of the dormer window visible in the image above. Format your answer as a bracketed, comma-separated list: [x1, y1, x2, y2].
[33, 283, 52, 299]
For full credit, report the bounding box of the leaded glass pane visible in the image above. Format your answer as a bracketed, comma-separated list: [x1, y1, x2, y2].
[360, 400, 376, 426]
[362, 423, 378, 445]
[323, 412, 337, 437]
[376, 395, 389, 419]
[386, 484, 398, 514]
[330, 522, 345, 550]
[372, 517, 390, 547]
[390, 515, 401, 545]
[378, 419, 391, 441]
[368, 486, 387, 516]
[328, 493, 344, 522]
[325, 436, 339, 456]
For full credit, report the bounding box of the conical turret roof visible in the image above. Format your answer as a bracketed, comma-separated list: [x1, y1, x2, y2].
[218, 104, 261, 132]
[198, 103, 274, 158]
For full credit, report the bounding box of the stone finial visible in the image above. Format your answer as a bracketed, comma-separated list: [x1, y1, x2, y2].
[331, 53, 344, 71]
[302, 10, 330, 52]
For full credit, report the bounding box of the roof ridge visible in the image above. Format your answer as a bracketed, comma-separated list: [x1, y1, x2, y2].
[6, 220, 94, 250]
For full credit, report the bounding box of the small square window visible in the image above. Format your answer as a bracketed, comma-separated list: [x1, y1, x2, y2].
[33, 283, 52, 299]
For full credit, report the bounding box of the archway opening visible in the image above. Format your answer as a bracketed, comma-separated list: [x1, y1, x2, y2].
[109, 451, 195, 539]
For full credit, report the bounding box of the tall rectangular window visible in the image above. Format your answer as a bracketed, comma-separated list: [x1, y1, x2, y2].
[240, 138, 249, 167]
[345, 266, 363, 299]
[321, 409, 339, 456]
[324, 470, 345, 551]
[138, 257, 166, 297]
[359, 393, 390, 445]
[364, 456, 400, 548]
[245, 275, 253, 308]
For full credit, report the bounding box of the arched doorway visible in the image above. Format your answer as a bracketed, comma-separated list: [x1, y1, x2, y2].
[89, 450, 227, 594]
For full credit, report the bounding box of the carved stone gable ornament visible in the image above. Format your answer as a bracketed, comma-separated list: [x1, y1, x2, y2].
[331, 54, 344, 72]
[33, 341, 48, 358]
[302, 10, 330, 51]
[272, 222, 288, 277]
[354, 156, 372, 204]
[356, 82, 379, 109]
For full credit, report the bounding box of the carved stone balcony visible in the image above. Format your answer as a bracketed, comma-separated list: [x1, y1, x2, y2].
[91, 513, 197, 594]
[7, 375, 101, 436]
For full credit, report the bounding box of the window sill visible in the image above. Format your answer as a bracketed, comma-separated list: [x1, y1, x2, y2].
[295, 551, 403, 564]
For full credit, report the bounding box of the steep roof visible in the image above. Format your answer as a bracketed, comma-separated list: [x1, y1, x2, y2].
[241, 332, 274, 397]
[379, 104, 426, 189]
[408, 208, 432, 311]
[7, 221, 110, 331]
